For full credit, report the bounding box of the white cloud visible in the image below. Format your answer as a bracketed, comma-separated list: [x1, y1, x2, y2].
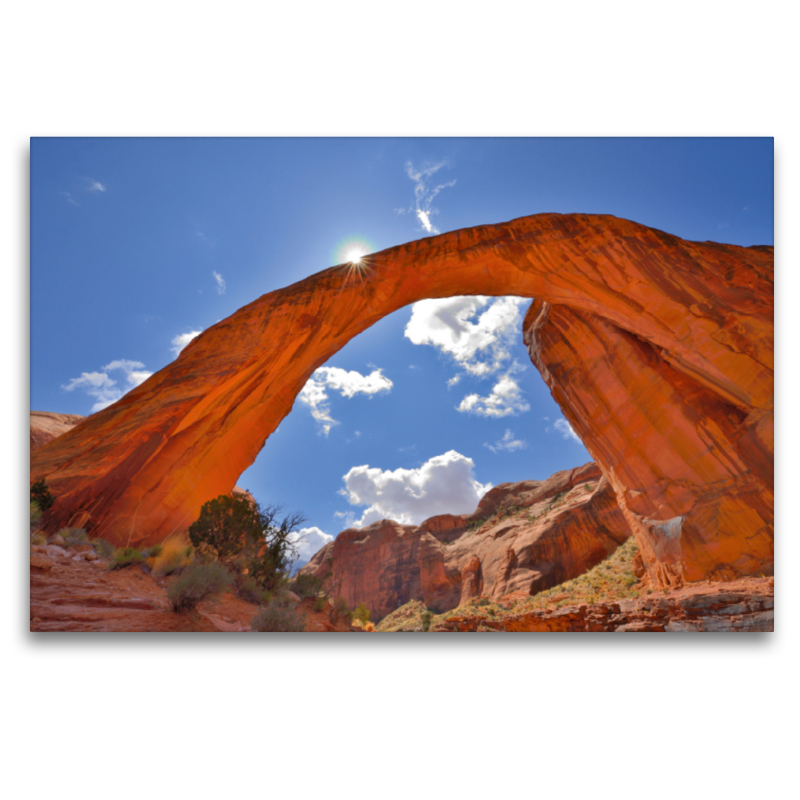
[404, 160, 455, 234]
[62, 359, 153, 413]
[405, 296, 528, 378]
[171, 329, 203, 357]
[485, 429, 527, 454]
[553, 417, 582, 443]
[290, 526, 334, 564]
[86, 179, 106, 193]
[212, 271, 226, 294]
[457, 374, 530, 418]
[60, 191, 79, 206]
[340, 450, 491, 528]
[298, 366, 393, 436]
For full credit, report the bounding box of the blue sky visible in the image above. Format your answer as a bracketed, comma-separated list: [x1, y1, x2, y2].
[30, 137, 773, 563]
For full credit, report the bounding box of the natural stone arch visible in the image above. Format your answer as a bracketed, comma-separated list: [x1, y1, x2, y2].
[31, 213, 773, 587]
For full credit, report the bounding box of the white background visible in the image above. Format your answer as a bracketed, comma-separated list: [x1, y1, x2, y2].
[4, 3, 796, 799]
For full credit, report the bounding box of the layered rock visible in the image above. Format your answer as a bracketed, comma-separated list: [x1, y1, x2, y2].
[300, 463, 631, 620]
[30, 214, 773, 588]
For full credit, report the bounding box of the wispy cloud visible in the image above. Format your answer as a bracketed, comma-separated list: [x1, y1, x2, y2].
[62, 359, 153, 413]
[170, 329, 203, 357]
[553, 417, 582, 443]
[404, 160, 455, 234]
[340, 450, 491, 528]
[60, 191, 79, 206]
[485, 429, 527, 453]
[212, 271, 226, 294]
[86, 178, 106, 193]
[457, 373, 530, 418]
[298, 367, 393, 436]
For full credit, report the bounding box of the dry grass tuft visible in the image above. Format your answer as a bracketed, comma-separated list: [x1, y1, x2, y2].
[150, 534, 194, 576]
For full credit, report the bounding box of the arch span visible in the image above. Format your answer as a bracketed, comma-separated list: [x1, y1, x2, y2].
[31, 213, 773, 586]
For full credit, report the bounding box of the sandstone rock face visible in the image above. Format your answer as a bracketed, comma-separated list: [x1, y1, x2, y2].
[30, 214, 772, 587]
[523, 287, 773, 587]
[300, 463, 631, 620]
[30, 411, 85, 452]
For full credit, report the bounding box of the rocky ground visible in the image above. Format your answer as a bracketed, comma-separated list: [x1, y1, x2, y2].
[30, 543, 357, 633]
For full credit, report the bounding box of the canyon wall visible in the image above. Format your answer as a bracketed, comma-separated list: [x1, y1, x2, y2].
[30, 214, 773, 585]
[301, 463, 631, 620]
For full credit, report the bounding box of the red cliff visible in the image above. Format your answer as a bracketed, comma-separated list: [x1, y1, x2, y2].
[300, 463, 632, 620]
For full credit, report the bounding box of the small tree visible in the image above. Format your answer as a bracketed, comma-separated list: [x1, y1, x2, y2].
[30, 479, 55, 512]
[188, 494, 262, 562]
[188, 494, 307, 592]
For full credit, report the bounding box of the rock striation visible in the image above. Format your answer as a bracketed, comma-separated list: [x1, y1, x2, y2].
[30, 214, 773, 587]
[300, 463, 631, 620]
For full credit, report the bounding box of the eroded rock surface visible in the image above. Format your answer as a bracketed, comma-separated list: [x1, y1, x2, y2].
[30, 214, 773, 587]
[438, 577, 774, 632]
[300, 463, 631, 620]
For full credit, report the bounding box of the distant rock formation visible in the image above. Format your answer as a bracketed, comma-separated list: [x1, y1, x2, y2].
[30, 411, 84, 452]
[300, 462, 631, 620]
[30, 213, 773, 587]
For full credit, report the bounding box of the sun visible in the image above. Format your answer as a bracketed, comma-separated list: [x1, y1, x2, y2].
[334, 236, 374, 266]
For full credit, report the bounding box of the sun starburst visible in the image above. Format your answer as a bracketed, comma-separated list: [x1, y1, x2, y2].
[334, 236, 376, 289]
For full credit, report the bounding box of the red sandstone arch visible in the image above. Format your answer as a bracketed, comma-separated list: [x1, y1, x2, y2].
[31, 213, 773, 587]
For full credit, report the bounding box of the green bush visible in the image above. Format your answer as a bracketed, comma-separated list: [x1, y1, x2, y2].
[144, 544, 163, 558]
[30, 479, 55, 512]
[235, 575, 270, 605]
[168, 562, 233, 612]
[58, 527, 89, 548]
[421, 610, 433, 632]
[251, 598, 306, 632]
[353, 602, 371, 625]
[91, 538, 116, 560]
[110, 547, 145, 570]
[290, 572, 324, 599]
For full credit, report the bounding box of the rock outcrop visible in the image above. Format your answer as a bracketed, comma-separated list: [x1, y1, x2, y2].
[300, 463, 631, 620]
[30, 214, 773, 588]
[30, 411, 84, 452]
[438, 577, 774, 632]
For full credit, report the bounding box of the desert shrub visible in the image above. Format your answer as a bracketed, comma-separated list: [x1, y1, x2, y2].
[58, 527, 89, 548]
[151, 535, 194, 576]
[110, 547, 145, 570]
[91, 538, 116, 560]
[313, 595, 326, 612]
[251, 597, 306, 632]
[290, 572, 324, 599]
[145, 544, 163, 558]
[30, 479, 55, 512]
[30, 501, 42, 533]
[168, 561, 233, 612]
[353, 602, 371, 625]
[235, 574, 270, 605]
[421, 610, 433, 632]
[330, 596, 352, 625]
